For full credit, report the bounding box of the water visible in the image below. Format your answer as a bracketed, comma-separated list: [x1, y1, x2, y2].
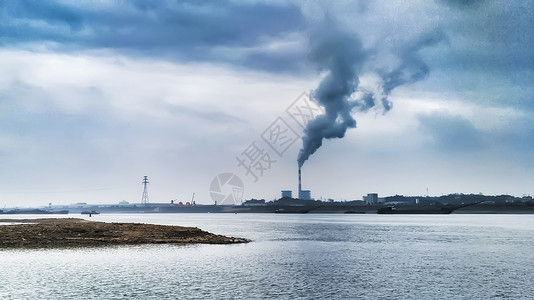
[1, 214, 533, 299]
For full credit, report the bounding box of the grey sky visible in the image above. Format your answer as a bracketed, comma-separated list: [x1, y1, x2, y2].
[0, 0, 532, 207]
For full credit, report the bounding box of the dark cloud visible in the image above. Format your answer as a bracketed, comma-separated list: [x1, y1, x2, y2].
[424, 1, 534, 111]
[443, 2, 533, 72]
[6, 0, 83, 29]
[438, 0, 487, 9]
[418, 113, 485, 152]
[0, 0, 306, 72]
[418, 110, 534, 164]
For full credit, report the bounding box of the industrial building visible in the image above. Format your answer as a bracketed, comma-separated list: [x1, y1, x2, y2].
[363, 193, 379, 204]
[299, 190, 312, 200]
[281, 190, 293, 198]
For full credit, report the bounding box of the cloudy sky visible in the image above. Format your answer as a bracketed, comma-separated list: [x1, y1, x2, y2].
[0, 0, 532, 207]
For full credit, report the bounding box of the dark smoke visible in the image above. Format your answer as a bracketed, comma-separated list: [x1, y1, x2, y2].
[297, 25, 445, 168]
[378, 30, 446, 113]
[381, 30, 446, 95]
[297, 23, 365, 168]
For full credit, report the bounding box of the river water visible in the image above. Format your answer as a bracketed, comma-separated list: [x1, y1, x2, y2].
[0, 214, 533, 299]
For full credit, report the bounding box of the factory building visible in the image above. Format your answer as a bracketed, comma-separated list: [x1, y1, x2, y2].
[299, 190, 312, 200]
[281, 190, 293, 198]
[363, 193, 379, 204]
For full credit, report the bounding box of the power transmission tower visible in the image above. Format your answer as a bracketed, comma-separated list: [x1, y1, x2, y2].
[141, 176, 149, 206]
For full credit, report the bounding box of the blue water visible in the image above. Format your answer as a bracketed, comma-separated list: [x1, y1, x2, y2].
[1, 214, 533, 299]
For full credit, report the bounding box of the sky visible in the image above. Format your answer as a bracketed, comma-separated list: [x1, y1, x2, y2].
[0, 0, 533, 207]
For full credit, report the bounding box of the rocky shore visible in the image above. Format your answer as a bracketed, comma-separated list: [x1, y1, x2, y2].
[0, 218, 249, 248]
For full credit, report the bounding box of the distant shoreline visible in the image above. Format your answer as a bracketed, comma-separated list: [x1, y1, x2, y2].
[3, 202, 534, 214]
[5, 193, 531, 214]
[0, 218, 250, 249]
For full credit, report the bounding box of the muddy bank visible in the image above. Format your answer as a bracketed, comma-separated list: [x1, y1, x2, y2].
[0, 218, 249, 248]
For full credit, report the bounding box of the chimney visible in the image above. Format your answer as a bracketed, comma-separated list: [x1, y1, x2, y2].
[298, 167, 302, 199]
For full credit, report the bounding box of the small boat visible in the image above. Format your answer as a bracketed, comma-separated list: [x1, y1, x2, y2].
[377, 206, 453, 214]
[81, 210, 100, 216]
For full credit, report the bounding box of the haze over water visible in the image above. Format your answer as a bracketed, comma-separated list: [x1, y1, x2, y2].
[1, 214, 533, 299]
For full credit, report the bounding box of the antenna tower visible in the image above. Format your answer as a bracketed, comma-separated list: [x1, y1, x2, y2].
[141, 176, 149, 206]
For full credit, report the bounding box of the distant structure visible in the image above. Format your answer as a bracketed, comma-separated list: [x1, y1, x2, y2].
[297, 167, 312, 200]
[141, 176, 149, 206]
[243, 199, 266, 206]
[300, 190, 312, 200]
[363, 193, 379, 204]
[281, 190, 293, 198]
[298, 167, 302, 198]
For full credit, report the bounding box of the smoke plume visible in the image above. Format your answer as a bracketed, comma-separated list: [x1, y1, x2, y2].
[297, 23, 365, 168]
[379, 30, 447, 112]
[297, 24, 445, 168]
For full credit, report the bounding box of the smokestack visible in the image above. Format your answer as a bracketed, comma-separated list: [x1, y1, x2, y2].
[298, 167, 302, 199]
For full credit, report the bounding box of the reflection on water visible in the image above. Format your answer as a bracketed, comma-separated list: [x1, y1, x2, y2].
[1, 214, 533, 299]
